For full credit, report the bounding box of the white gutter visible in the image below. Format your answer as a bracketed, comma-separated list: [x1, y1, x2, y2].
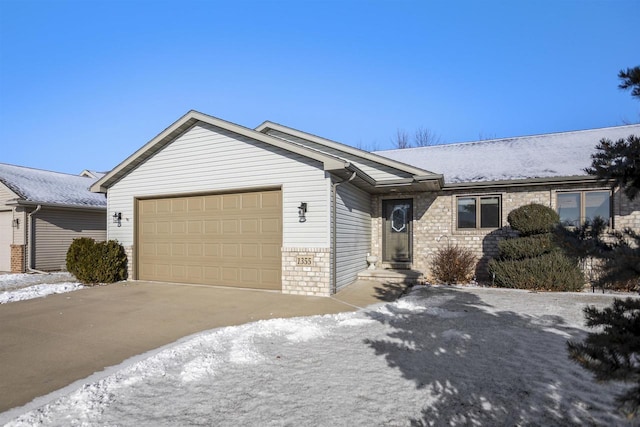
[331, 171, 357, 294]
[27, 205, 48, 274]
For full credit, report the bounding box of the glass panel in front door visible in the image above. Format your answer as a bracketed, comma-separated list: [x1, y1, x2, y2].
[383, 199, 412, 263]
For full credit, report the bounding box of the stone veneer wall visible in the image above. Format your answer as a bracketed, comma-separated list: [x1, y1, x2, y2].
[10, 244, 25, 273]
[281, 248, 331, 296]
[371, 183, 639, 283]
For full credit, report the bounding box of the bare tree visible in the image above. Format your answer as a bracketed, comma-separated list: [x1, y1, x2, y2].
[414, 127, 442, 146]
[393, 129, 412, 149]
[354, 140, 380, 152]
[477, 132, 497, 141]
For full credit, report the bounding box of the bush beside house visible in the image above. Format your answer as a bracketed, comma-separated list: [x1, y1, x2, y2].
[430, 245, 476, 284]
[489, 204, 584, 291]
[66, 238, 127, 284]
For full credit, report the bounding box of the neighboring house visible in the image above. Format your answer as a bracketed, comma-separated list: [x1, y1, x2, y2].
[0, 163, 107, 273]
[91, 111, 640, 296]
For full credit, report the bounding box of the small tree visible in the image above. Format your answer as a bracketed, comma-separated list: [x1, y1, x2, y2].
[564, 65, 640, 418]
[568, 298, 640, 418]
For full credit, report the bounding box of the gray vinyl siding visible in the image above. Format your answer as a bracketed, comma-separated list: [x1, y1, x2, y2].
[107, 123, 332, 248]
[32, 209, 106, 271]
[265, 129, 415, 182]
[335, 182, 371, 290]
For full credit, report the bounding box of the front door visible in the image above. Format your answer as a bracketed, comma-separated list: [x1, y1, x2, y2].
[382, 199, 413, 264]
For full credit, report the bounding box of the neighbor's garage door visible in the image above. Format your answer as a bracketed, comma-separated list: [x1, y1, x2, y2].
[137, 190, 282, 290]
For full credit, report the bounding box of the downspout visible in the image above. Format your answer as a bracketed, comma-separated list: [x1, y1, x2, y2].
[331, 171, 357, 294]
[27, 205, 47, 274]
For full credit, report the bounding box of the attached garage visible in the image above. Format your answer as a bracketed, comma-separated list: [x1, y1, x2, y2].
[91, 111, 441, 296]
[137, 189, 282, 290]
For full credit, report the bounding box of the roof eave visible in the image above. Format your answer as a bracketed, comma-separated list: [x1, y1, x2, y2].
[6, 199, 107, 211]
[442, 175, 605, 190]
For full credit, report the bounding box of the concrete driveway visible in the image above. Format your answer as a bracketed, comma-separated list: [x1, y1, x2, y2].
[0, 280, 406, 413]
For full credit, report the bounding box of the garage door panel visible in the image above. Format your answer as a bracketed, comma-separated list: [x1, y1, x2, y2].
[241, 243, 259, 258]
[222, 194, 240, 210]
[222, 220, 238, 234]
[157, 200, 171, 213]
[172, 199, 187, 213]
[137, 190, 281, 289]
[242, 193, 260, 209]
[261, 218, 280, 234]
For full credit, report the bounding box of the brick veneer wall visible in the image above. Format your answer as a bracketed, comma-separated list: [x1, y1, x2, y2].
[10, 244, 25, 273]
[281, 248, 331, 296]
[124, 245, 134, 280]
[371, 183, 640, 283]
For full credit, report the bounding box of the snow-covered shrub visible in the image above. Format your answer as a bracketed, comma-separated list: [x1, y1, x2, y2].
[489, 204, 584, 291]
[66, 238, 127, 285]
[430, 245, 476, 284]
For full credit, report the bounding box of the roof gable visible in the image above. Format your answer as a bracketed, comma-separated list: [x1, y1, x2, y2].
[0, 163, 106, 208]
[93, 111, 443, 194]
[256, 121, 441, 180]
[376, 124, 640, 185]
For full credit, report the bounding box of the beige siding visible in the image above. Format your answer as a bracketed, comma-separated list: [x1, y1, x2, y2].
[0, 210, 11, 271]
[265, 129, 416, 181]
[107, 123, 331, 249]
[0, 182, 17, 205]
[33, 208, 106, 271]
[335, 182, 371, 290]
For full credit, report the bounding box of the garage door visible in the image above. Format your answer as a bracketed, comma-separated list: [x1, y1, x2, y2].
[137, 190, 282, 290]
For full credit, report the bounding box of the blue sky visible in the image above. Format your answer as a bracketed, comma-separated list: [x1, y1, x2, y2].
[1, 0, 638, 175]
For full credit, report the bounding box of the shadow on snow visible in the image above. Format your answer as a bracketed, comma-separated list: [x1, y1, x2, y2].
[364, 285, 624, 426]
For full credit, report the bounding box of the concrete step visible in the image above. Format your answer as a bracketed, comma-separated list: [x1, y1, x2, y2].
[357, 269, 424, 285]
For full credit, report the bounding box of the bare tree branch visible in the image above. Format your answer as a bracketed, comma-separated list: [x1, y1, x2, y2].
[414, 127, 442, 146]
[393, 129, 412, 149]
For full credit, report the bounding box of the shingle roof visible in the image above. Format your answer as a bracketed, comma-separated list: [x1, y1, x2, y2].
[0, 163, 106, 208]
[375, 124, 640, 184]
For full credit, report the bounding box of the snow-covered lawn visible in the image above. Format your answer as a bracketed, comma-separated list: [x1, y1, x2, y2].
[2, 284, 635, 426]
[0, 272, 83, 304]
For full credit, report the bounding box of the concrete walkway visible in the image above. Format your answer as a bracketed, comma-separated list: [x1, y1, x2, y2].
[0, 279, 408, 413]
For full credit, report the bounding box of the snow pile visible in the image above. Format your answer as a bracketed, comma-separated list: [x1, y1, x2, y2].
[0, 273, 83, 303]
[4, 285, 633, 426]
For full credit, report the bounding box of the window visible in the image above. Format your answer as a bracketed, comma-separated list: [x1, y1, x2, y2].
[557, 190, 610, 226]
[457, 196, 501, 229]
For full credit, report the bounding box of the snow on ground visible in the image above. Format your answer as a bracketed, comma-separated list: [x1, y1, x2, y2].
[0, 273, 83, 304]
[2, 285, 637, 426]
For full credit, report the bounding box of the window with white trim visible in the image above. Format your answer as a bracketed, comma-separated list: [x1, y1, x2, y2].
[557, 190, 611, 226]
[457, 195, 501, 229]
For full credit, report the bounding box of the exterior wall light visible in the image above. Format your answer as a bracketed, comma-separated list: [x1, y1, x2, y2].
[12, 218, 19, 228]
[113, 212, 122, 227]
[298, 203, 307, 223]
